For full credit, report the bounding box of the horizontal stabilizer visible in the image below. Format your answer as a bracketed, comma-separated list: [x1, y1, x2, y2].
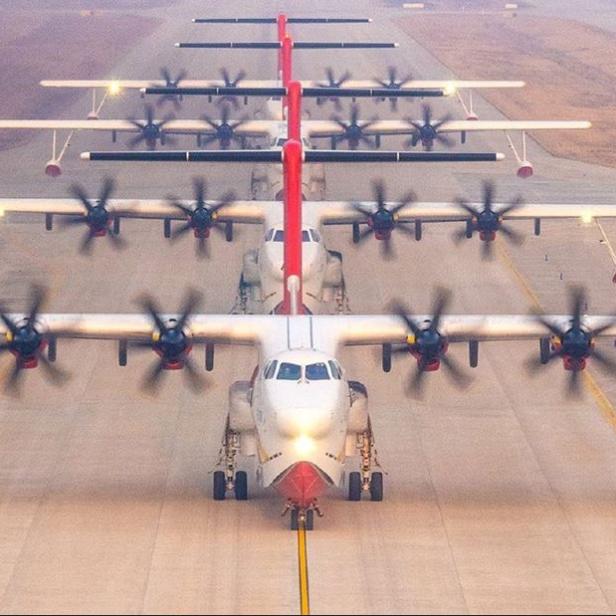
[192, 18, 372, 23]
[175, 41, 398, 49]
[81, 150, 504, 163]
[141, 86, 445, 98]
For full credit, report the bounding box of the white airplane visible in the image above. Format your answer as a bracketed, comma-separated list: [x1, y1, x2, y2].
[2, 278, 616, 530]
[0, 101, 590, 179]
[3, 179, 616, 318]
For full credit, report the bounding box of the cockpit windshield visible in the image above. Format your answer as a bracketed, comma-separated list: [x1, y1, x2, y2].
[305, 362, 330, 380]
[277, 362, 302, 380]
[266, 229, 311, 242]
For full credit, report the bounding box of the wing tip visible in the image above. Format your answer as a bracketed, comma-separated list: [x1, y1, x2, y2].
[496, 153, 506, 161]
[80, 152, 91, 161]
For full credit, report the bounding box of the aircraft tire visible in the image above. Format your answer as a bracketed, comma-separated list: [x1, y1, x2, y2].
[234, 471, 248, 501]
[370, 472, 384, 502]
[213, 471, 226, 501]
[348, 471, 362, 501]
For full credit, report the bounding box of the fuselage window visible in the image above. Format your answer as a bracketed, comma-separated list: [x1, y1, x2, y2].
[306, 362, 330, 380]
[328, 360, 342, 380]
[264, 360, 278, 379]
[277, 362, 302, 380]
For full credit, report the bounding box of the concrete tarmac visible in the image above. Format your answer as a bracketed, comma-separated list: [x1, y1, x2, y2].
[2, 0, 616, 614]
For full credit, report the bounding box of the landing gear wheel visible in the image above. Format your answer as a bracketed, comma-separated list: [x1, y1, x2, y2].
[290, 509, 299, 531]
[234, 471, 248, 501]
[348, 471, 362, 501]
[213, 470, 226, 501]
[305, 509, 314, 531]
[370, 472, 383, 502]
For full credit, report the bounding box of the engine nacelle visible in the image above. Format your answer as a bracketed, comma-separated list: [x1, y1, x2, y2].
[45, 160, 62, 177]
[517, 161, 534, 179]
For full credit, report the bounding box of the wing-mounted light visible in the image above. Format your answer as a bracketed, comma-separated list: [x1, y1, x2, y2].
[390, 288, 470, 395]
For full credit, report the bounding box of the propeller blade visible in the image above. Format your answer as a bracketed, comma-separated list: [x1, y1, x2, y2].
[481, 239, 494, 260]
[38, 352, 70, 386]
[500, 224, 525, 246]
[391, 302, 421, 336]
[429, 287, 451, 333]
[79, 232, 95, 256]
[184, 357, 207, 393]
[570, 286, 585, 331]
[440, 354, 471, 389]
[69, 184, 95, 213]
[590, 347, 616, 374]
[170, 221, 193, 241]
[177, 289, 202, 330]
[139, 296, 167, 333]
[27, 284, 46, 325]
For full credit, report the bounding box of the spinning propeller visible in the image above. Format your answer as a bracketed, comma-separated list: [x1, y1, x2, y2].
[405, 104, 454, 150]
[0, 285, 68, 393]
[331, 104, 378, 149]
[352, 180, 416, 259]
[452, 180, 525, 260]
[127, 104, 176, 150]
[136, 289, 206, 393]
[157, 67, 188, 109]
[200, 105, 250, 149]
[391, 288, 470, 395]
[528, 287, 616, 397]
[374, 66, 413, 111]
[167, 178, 236, 257]
[216, 68, 247, 108]
[63, 178, 126, 255]
[316, 67, 352, 111]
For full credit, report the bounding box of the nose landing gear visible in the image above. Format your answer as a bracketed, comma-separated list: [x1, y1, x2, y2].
[283, 500, 323, 531]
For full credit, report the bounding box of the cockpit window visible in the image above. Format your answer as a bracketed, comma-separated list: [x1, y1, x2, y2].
[328, 360, 342, 380]
[306, 362, 330, 380]
[277, 362, 302, 380]
[264, 360, 278, 379]
[310, 229, 321, 242]
[270, 230, 311, 242]
[275, 137, 288, 147]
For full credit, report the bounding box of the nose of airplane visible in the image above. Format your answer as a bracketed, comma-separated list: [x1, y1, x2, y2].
[275, 461, 329, 508]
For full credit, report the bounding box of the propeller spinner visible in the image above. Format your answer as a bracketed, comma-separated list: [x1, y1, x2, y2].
[405, 104, 454, 150]
[63, 178, 126, 255]
[0, 285, 68, 393]
[167, 178, 236, 258]
[316, 67, 352, 111]
[136, 289, 206, 393]
[127, 104, 176, 150]
[200, 105, 250, 149]
[157, 67, 188, 109]
[528, 287, 616, 396]
[331, 104, 379, 150]
[391, 288, 470, 395]
[452, 180, 525, 260]
[375, 66, 413, 111]
[352, 180, 416, 259]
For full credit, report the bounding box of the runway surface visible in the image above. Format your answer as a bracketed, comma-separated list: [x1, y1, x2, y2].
[2, 0, 616, 613]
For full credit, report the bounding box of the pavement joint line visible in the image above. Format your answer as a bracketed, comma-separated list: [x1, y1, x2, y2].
[297, 523, 310, 615]
[495, 241, 616, 428]
[595, 220, 616, 267]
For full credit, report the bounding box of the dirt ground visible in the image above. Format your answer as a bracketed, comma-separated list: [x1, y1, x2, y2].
[398, 13, 616, 168]
[0, 10, 161, 149]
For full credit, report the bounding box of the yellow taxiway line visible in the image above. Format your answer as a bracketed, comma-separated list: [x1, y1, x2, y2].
[297, 522, 311, 615]
[496, 241, 616, 428]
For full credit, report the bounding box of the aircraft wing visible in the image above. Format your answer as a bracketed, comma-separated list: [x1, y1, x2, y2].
[40, 79, 278, 90]
[312, 201, 616, 225]
[0, 199, 270, 223]
[302, 79, 525, 90]
[0, 119, 275, 137]
[1, 313, 277, 345]
[305, 120, 591, 139]
[315, 315, 616, 350]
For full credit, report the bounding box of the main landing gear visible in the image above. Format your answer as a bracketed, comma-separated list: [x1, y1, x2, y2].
[213, 420, 248, 501]
[348, 424, 384, 502]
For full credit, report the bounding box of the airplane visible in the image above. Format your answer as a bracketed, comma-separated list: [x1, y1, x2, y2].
[2, 138, 616, 531]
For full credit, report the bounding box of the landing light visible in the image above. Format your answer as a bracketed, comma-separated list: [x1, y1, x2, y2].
[108, 81, 121, 96]
[443, 82, 457, 97]
[294, 434, 315, 456]
[580, 211, 594, 224]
